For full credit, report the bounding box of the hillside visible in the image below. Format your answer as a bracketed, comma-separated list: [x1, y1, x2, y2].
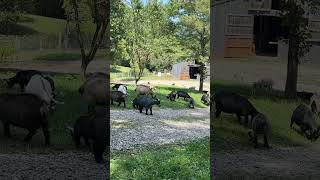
[19, 14, 67, 34]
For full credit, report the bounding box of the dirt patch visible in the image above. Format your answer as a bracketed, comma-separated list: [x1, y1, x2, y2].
[213, 59, 320, 93]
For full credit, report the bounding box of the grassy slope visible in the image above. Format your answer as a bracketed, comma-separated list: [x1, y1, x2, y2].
[19, 14, 66, 34]
[111, 138, 209, 180]
[212, 81, 320, 151]
[111, 65, 131, 74]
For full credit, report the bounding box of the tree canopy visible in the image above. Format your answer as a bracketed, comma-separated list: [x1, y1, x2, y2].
[111, 0, 209, 87]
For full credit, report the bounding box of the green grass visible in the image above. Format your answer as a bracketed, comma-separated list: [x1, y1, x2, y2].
[19, 14, 66, 34]
[111, 65, 131, 73]
[110, 65, 172, 81]
[212, 81, 320, 151]
[1, 14, 94, 36]
[33, 52, 81, 61]
[111, 138, 209, 180]
[111, 85, 208, 110]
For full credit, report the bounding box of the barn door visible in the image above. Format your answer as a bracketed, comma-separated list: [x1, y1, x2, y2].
[224, 14, 254, 58]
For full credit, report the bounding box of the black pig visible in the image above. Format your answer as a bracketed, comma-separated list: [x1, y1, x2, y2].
[111, 91, 126, 108]
[68, 106, 109, 163]
[0, 93, 51, 145]
[167, 91, 177, 101]
[135, 96, 161, 115]
[213, 90, 259, 125]
[177, 90, 191, 100]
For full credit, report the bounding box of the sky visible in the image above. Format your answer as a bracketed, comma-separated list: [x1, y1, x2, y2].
[141, 0, 170, 4]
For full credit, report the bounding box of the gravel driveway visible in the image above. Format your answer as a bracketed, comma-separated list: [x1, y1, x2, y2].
[111, 108, 210, 150]
[213, 145, 320, 180]
[0, 151, 108, 179]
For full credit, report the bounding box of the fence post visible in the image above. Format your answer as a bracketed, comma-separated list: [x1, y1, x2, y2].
[39, 35, 43, 51]
[58, 32, 62, 49]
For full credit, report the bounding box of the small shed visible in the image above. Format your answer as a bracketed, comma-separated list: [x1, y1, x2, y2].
[171, 61, 201, 80]
[172, 61, 189, 80]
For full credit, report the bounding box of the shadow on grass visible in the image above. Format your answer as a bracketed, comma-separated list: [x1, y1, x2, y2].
[33, 52, 81, 61]
[0, 23, 38, 35]
[19, 16, 35, 23]
[110, 66, 123, 73]
[111, 138, 209, 180]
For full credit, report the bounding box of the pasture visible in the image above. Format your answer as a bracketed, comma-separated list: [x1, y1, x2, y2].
[111, 84, 208, 110]
[212, 80, 320, 151]
[0, 71, 210, 179]
[111, 138, 209, 180]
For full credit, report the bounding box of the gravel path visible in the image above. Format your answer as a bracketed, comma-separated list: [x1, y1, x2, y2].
[213, 145, 320, 180]
[0, 151, 108, 179]
[0, 60, 108, 74]
[111, 108, 210, 150]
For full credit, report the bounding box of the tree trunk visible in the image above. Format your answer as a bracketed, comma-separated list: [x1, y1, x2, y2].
[81, 60, 88, 79]
[285, 38, 298, 98]
[199, 75, 204, 92]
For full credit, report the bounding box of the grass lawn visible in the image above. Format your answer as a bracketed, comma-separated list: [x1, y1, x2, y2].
[111, 138, 210, 180]
[111, 85, 208, 110]
[212, 80, 320, 151]
[19, 14, 66, 34]
[111, 65, 172, 81]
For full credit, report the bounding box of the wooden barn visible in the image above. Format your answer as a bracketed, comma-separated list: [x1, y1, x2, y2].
[211, 0, 320, 63]
[171, 61, 201, 80]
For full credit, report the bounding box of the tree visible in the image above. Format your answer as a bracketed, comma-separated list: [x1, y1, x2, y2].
[281, 0, 320, 98]
[118, 0, 153, 84]
[177, 0, 210, 92]
[112, 0, 193, 83]
[0, 0, 22, 35]
[64, 0, 110, 78]
[110, 0, 127, 66]
[145, 0, 188, 72]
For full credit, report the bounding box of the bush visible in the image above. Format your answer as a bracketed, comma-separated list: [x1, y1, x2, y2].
[0, 44, 16, 61]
